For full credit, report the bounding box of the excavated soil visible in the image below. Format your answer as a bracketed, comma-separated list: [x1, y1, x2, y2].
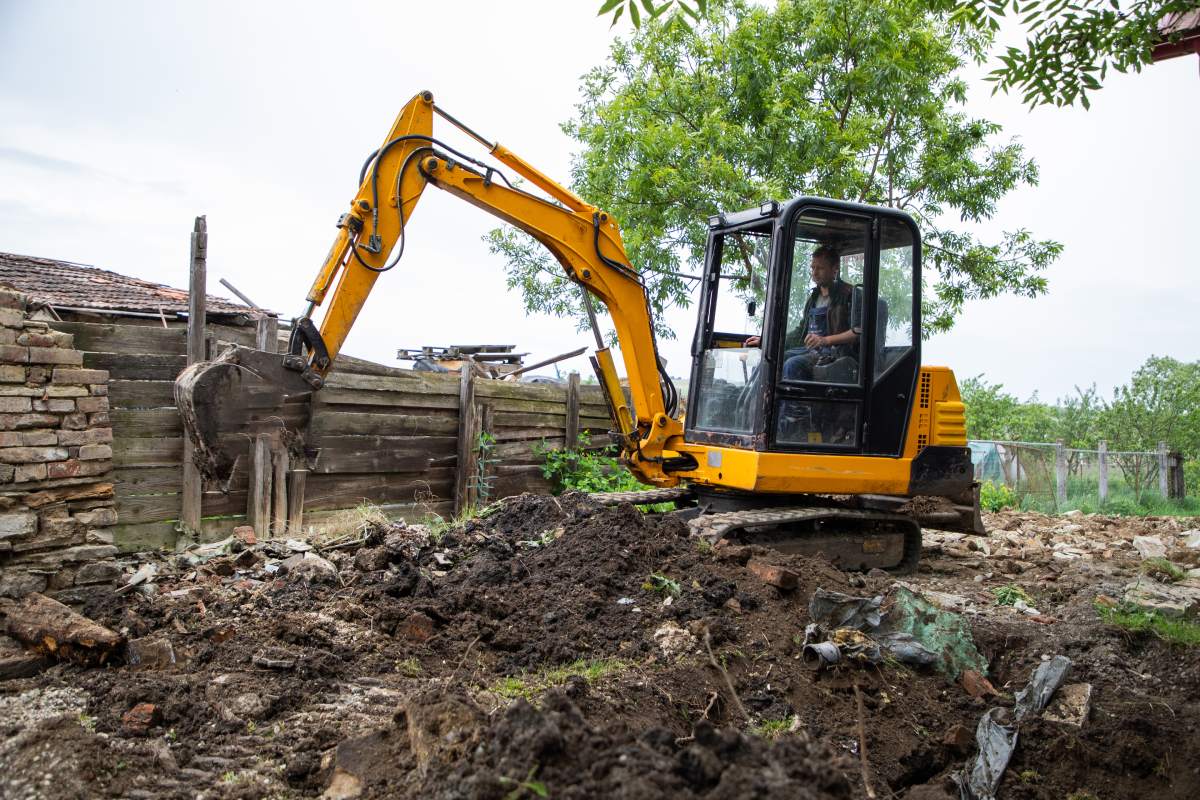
[2, 494, 1199, 799]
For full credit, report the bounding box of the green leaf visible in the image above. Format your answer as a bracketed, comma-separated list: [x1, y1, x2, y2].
[641, 0, 655, 14]
[629, 0, 641, 27]
[609, 4, 624, 28]
[598, 0, 623, 15]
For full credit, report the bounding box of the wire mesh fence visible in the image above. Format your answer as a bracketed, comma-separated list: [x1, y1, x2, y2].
[969, 440, 1183, 513]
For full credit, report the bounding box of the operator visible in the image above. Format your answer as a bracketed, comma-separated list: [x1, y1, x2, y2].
[744, 245, 861, 381]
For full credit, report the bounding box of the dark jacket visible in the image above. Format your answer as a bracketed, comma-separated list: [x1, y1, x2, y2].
[784, 279, 862, 357]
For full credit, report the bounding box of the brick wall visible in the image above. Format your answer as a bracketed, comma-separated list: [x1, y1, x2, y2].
[0, 286, 118, 600]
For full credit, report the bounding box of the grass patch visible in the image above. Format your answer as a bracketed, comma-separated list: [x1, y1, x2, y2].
[491, 658, 628, 701]
[395, 657, 423, 677]
[642, 573, 682, 598]
[992, 584, 1033, 607]
[1140, 558, 1189, 584]
[423, 501, 501, 541]
[750, 717, 795, 739]
[1096, 601, 1200, 646]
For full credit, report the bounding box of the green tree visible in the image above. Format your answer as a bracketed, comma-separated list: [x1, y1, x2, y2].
[500, 0, 1060, 340]
[960, 376, 1057, 441]
[596, 0, 708, 29]
[942, 1, 1198, 109]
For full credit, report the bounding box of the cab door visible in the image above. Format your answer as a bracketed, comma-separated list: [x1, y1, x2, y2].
[767, 202, 920, 456]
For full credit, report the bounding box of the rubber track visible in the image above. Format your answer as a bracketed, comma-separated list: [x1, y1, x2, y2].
[588, 487, 695, 506]
[688, 507, 922, 574]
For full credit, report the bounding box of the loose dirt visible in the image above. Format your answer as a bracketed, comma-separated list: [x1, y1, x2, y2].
[2, 495, 1198, 799]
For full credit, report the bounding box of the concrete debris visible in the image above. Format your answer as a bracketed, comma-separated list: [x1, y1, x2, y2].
[653, 621, 697, 658]
[1042, 682, 1092, 727]
[1132, 535, 1167, 560]
[126, 635, 176, 669]
[1122, 580, 1200, 618]
[281, 552, 338, 584]
[1180, 530, 1200, 549]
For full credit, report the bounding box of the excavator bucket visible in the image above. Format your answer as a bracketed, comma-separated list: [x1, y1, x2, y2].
[174, 346, 317, 485]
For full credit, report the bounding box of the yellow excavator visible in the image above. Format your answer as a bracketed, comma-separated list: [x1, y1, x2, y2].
[175, 91, 982, 573]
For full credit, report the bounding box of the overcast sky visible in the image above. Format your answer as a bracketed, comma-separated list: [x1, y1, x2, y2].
[1, 1, 1196, 404]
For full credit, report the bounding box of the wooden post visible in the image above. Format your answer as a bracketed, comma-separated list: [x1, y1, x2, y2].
[181, 216, 207, 534]
[453, 360, 478, 516]
[1097, 440, 1108, 505]
[565, 371, 581, 450]
[272, 446, 288, 535]
[1054, 440, 1067, 508]
[256, 315, 279, 352]
[286, 470, 308, 534]
[1158, 441, 1169, 498]
[248, 435, 273, 537]
[1169, 452, 1186, 499]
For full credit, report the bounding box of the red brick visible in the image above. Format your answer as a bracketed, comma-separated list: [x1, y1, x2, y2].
[0, 397, 31, 413]
[18, 430, 57, 446]
[31, 398, 74, 413]
[78, 444, 112, 461]
[121, 703, 161, 735]
[0, 446, 68, 463]
[0, 365, 23, 382]
[24, 366, 49, 384]
[0, 308, 24, 329]
[0, 345, 27, 363]
[58, 428, 113, 446]
[61, 412, 88, 430]
[90, 384, 108, 396]
[397, 612, 435, 642]
[88, 412, 109, 427]
[746, 559, 799, 590]
[52, 368, 108, 385]
[16, 332, 57, 348]
[75, 396, 109, 414]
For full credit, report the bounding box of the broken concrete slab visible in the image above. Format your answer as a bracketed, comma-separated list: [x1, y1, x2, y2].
[1123, 581, 1200, 618]
[1043, 682, 1092, 727]
[282, 552, 338, 584]
[1133, 535, 1167, 560]
[126, 636, 176, 669]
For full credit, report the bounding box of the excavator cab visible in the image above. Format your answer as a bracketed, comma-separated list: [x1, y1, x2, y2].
[689, 199, 920, 457]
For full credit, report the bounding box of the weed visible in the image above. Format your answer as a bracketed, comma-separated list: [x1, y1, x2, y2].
[750, 717, 795, 738]
[695, 538, 713, 555]
[491, 659, 628, 701]
[536, 432, 642, 495]
[469, 430, 500, 505]
[643, 573, 681, 597]
[980, 480, 1017, 511]
[77, 712, 96, 732]
[165, 728, 177, 741]
[1096, 601, 1200, 646]
[396, 657, 423, 677]
[500, 765, 548, 799]
[1140, 558, 1188, 584]
[992, 584, 1033, 607]
[1018, 769, 1040, 783]
[1066, 792, 1098, 800]
[246, 720, 257, 735]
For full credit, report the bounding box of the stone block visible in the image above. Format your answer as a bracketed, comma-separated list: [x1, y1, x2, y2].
[0, 288, 26, 312]
[0, 396, 31, 413]
[1133, 536, 1167, 560]
[0, 329, 16, 345]
[0, 413, 60, 430]
[48, 331, 74, 348]
[0, 464, 13, 483]
[11, 528, 86, 553]
[76, 507, 117, 526]
[61, 412, 88, 430]
[746, 559, 800, 590]
[0, 365, 23, 382]
[58, 428, 113, 446]
[13, 463, 47, 483]
[78, 444, 113, 461]
[27, 347, 82, 366]
[90, 384, 108, 396]
[16, 332, 58, 348]
[74, 561, 122, 585]
[0, 446, 69, 464]
[24, 366, 49, 384]
[0, 345, 27, 363]
[127, 636, 176, 669]
[0, 308, 24, 329]
[88, 412, 109, 427]
[0, 432, 18, 447]
[52, 368, 108, 385]
[86, 529, 115, 545]
[32, 398, 74, 413]
[19, 430, 59, 446]
[44, 385, 87, 398]
[24, 482, 113, 508]
[75, 396, 109, 414]
[0, 511, 37, 538]
[40, 516, 84, 537]
[0, 386, 41, 397]
[0, 569, 47, 598]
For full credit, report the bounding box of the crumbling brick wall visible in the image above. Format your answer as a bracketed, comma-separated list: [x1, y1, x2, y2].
[0, 286, 118, 600]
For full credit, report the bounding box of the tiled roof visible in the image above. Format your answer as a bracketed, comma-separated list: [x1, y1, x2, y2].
[0, 251, 269, 316]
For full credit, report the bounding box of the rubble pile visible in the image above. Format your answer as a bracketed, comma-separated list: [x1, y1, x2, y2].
[0, 496, 1197, 799]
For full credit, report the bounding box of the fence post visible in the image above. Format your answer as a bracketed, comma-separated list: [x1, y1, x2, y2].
[565, 371, 581, 450]
[1097, 440, 1108, 504]
[1168, 451, 1186, 499]
[286, 470, 307, 534]
[453, 360, 478, 516]
[272, 445, 288, 535]
[181, 216, 207, 534]
[1158, 441, 1169, 498]
[1055, 440, 1067, 508]
[248, 435, 273, 537]
[255, 314, 279, 351]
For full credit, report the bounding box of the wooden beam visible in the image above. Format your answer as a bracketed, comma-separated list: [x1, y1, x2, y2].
[272, 445, 288, 535]
[565, 371, 581, 450]
[286, 469, 307, 534]
[453, 360, 478, 516]
[181, 215, 207, 534]
[256, 315, 279, 352]
[248, 435, 273, 538]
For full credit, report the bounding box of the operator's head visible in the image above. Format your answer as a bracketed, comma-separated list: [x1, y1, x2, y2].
[810, 245, 840, 289]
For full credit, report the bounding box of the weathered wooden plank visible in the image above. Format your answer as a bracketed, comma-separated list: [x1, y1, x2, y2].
[303, 470, 455, 510]
[310, 449, 453, 474]
[108, 380, 176, 409]
[309, 434, 458, 452]
[493, 411, 568, 429]
[329, 354, 421, 380]
[248, 435, 272, 537]
[49, 321, 187, 355]
[287, 470, 307, 534]
[116, 490, 247, 525]
[317, 388, 460, 411]
[114, 466, 182, 495]
[475, 381, 568, 403]
[453, 366, 477, 516]
[310, 412, 459, 437]
[565, 372, 581, 450]
[113, 437, 183, 466]
[272, 446, 287, 535]
[324, 370, 461, 394]
[83, 353, 186, 381]
[111, 408, 182, 437]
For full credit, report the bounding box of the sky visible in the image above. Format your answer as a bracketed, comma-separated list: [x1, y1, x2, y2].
[1, 0, 1197, 404]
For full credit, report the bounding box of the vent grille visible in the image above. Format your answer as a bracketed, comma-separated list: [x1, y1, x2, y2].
[917, 433, 928, 451]
[919, 372, 932, 409]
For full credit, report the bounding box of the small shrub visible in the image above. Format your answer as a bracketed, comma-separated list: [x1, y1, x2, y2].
[642, 573, 681, 597]
[992, 584, 1033, 607]
[1096, 601, 1200, 646]
[535, 432, 643, 494]
[979, 480, 1017, 512]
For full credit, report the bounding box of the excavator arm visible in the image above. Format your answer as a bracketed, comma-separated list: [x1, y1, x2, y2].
[175, 91, 685, 487]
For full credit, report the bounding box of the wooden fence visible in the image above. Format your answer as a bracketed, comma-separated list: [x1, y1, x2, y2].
[50, 317, 612, 551]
